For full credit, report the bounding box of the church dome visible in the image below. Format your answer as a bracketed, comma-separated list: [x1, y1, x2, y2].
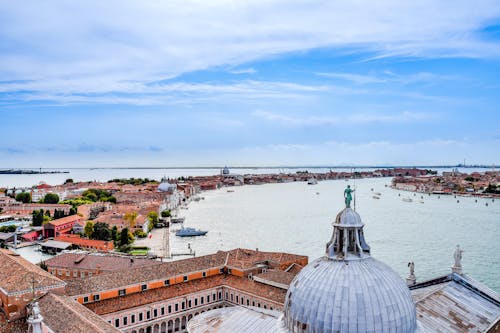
[283, 205, 417, 333]
[158, 177, 176, 192]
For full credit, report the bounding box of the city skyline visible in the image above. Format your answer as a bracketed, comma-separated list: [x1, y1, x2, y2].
[1, 1, 500, 167]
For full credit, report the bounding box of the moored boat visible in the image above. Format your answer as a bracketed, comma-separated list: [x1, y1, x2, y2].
[175, 227, 208, 237]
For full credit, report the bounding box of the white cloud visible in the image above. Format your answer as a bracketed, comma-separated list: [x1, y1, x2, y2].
[0, 0, 499, 100]
[316, 71, 459, 85]
[252, 110, 435, 127]
[230, 68, 257, 75]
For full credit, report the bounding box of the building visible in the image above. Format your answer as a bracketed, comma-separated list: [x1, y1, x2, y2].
[0, 249, 66, 321]
[55, 234, 114, 252]
[44, 252, 162, 280]
[43, 214, 83, 238]
[64, 248, 307, 332]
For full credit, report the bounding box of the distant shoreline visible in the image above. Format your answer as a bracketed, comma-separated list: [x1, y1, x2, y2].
[0, 164, 496, 170]
[0, 169, 69, 175]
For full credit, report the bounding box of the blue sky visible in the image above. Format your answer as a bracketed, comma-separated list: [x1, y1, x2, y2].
[1, 1, 500, 167]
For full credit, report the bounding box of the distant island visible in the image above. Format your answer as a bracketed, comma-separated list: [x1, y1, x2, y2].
[0, 169, 69, 174]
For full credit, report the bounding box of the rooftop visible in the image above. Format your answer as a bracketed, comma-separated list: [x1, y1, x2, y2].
[38, 293, 120, 333]
[44, 252, 161, 272]
[0, 249, 65, 295]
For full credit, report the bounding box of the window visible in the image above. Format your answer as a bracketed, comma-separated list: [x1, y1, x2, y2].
[65, 270, 70, 277]
[202, 271, 206, 277]
[161, 307, 165, 316]
[258, 303, 261, 308]
[236, 295, 239, 303]
[146, 311, 151, 320]
[181, 301, 185, 310]
[175, 304, 178, 312]
[200, 297, 204, 305]
[58, 270, 62, 276]
[247, 299, 250, 306]
[123, 316, 128, 325]
[141, 284, 147, 291]
[93, 294, 100, 301]
[139, 313, 143, 321]
[207, 295, 211, 303]
[119, 289, 126, 296]
[230, 294, 233, 301]
[168, 305, 172, 313]
[218, 292, 222, 300]
[225, 292, 228, 300]
[188, 300, 192, 308]
[83, 296, 89, 303]
[153, 309, 157, 317]
[228, 268, 232, 274]
[252, 301, 255, 306]
[88, 272, 92, 277]
[80, 271, 85, 278]
[219, 268, 224, 274]
[131, 314, 135, 324]
[115, 319, 119, 328]
[73, 271, 78, 277]
[183, 275, 188, 282]
[164, 279, 170, 286]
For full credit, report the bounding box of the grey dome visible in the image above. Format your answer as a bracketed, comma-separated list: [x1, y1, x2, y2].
[284, 256, 417, 333]
[334, 208, 364, 227]
[158, 179, 176, 192]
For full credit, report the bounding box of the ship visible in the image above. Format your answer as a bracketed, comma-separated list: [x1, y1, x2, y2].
[175, 227, 208, 237]
[307, 178, 318, 185]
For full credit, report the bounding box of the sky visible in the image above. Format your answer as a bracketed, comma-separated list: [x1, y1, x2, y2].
[1, 0, 500, 168]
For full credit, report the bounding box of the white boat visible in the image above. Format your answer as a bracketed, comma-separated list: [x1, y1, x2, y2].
[307, 178, 318, 185]
[402, 198, 413, 203]
[372, 196, 380, 199]
[374, 192, 382, 196]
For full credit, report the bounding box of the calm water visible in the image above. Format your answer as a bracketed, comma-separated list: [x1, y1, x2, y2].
[172, 178, 499, 292]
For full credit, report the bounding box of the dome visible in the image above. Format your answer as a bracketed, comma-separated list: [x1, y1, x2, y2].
[222, 166, 230, 175]
[158, 178, 176, 192]
[334, 208, 364, 227]
[283, 257, 417, 333]
[283, 190, 417, 333]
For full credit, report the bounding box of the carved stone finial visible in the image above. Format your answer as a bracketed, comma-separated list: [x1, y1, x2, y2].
[27, 302, 44, 333]
[406, 261, 416, 286]
[452, 244, 464, 274]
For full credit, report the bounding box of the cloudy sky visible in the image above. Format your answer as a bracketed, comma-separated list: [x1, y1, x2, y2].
[1, 0, 500, 167]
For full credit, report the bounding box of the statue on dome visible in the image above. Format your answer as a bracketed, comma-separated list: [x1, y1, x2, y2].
[344, 185, 354, 208]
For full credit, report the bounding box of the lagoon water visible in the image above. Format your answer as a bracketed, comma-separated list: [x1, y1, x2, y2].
[173, 178, 499, 292]
[2, 168, 499, 292]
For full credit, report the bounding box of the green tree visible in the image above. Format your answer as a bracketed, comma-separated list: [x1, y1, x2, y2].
[161, 209, 171, 218]
[32, 209, 44, 226]
[64, 178, 74, 184]
[120, 228, 130, 246]
[111, 225, 118, 242]
[42, 193, 60, 204]
[84, 221, 94, 239]
[92, 222, 111, 241]
[15, 192, 31, 203]
[147, 211, 159, 229]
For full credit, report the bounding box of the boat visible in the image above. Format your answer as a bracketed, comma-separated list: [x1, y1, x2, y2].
[307, 178, 318, 185]
[227, 189, 235, 193]
[374, 192, 381, 196]
[402, 198, 413, 203]
[372, 196, 380, 199]
[171, 217, 185, 224]
[175, 227, 208, 237]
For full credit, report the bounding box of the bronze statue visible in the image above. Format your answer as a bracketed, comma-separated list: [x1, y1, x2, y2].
[344, 185, 354, 208]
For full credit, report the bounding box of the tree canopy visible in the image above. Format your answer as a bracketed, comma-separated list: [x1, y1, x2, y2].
[15, 192, 31, 203]
[42, 193, 59, 204]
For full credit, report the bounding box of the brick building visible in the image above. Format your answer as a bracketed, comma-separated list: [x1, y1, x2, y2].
[0, 249, 66, 321]
[65, 248, 308, 333]
[45, 253, 161, 280]
[55, 234, 115, 252]
[43, 214, 83, 238]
